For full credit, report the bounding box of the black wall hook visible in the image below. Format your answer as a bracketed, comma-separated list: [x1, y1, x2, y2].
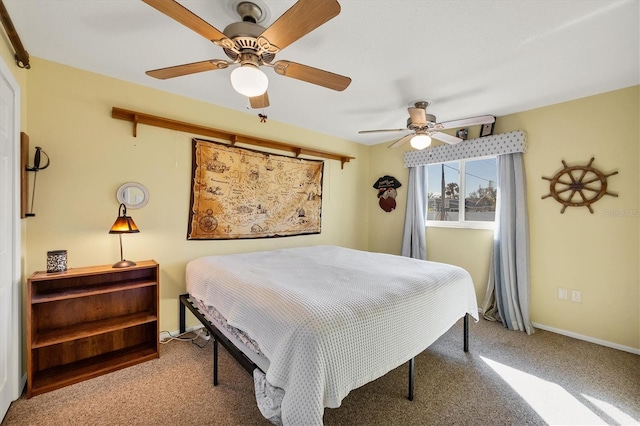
[25, 146, 50, 172]
[25, 146, 50, 217]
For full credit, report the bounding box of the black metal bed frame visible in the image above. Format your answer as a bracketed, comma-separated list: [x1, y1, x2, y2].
[179, 293, 470, 401]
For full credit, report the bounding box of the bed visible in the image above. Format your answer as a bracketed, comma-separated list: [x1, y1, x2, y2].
[181, 245, 479, 425]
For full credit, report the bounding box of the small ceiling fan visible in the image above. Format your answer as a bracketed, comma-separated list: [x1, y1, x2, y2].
[142, 0, 351, 108]
[359, 101, 495, 149]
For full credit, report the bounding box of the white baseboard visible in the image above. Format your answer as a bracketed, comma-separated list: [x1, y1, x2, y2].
[532, 322, 640, 355]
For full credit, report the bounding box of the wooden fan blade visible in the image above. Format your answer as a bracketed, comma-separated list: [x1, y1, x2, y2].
[142, 0, 230, 45]
[250, 92, 270, 109]
[146, 60, 229, 79]
[388, 134, 414, 149]
[435, 115, 495, 130]
[408, 107, 427, 125]
[272, 60, 351, 91]
[431, 132, 463, 145]
[359, 129, 408, 134]
[259, 0, 340, 51]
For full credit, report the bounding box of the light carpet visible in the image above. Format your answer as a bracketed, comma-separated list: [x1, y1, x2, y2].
[3, 319, 639, 425]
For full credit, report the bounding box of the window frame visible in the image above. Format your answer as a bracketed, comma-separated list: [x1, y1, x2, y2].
[425, 155, 497, 230]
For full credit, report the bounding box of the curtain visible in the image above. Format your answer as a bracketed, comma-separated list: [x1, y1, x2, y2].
[401, 166, 427, 259]
[482, 153, 534, 335]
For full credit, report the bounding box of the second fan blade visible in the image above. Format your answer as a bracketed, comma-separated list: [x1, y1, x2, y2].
[435, 115, 495, 130]
[431, 132, 463, 145]
[273, 60, 351, 91]
[359, 129, 408, 134]
[142, 0, 228, 43]
[408, 107, 427, 126]
[146, 60, 229, 79]
[388, 134, 414, 149]
[260, 0, 340, 51]
[250, 92, 270, 109]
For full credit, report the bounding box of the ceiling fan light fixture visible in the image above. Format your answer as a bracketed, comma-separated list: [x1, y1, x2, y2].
[230, 64, 268, 97]
[410, 134, 432, 150]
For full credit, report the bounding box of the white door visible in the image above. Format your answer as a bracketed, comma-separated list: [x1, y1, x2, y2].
[0, 55, 22, 420]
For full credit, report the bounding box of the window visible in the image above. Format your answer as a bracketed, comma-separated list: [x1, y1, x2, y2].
[426, 156, 497, 229]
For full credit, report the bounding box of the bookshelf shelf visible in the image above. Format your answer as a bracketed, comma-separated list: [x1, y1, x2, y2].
[27, 260, 159, 397]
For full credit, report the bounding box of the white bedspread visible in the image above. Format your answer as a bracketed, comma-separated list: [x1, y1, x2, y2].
[186, 245, 478, 425]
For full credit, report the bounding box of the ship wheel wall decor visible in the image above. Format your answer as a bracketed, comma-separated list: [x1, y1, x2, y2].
[541, 157, 618, 214]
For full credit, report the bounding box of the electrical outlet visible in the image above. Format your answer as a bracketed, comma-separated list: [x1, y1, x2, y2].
[570, 290, 582, 303]
[558, 287, 568, 300]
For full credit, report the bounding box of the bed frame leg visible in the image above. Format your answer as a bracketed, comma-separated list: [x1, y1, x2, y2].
[213, 338, 219, 386]
[407, 357, 414, 401]
[179, 296, 186, 334]
[407, 313, 468, 401]
[463, 313, 469, 352]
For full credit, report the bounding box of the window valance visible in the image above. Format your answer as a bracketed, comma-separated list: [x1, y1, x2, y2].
[404, 130, 527, 167]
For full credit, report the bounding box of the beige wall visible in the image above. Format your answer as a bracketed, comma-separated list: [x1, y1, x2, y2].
[369, 86, 640, 351]
[366, 141, 409, 254]
[512, 87, 639, 350]
[19, 57, 371, 334]
[2, 36, 638, 357]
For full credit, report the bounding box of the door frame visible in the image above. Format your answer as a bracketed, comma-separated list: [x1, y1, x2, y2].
[0, 52, 22, 418]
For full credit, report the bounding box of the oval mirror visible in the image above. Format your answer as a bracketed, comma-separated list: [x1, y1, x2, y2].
[116, 182, 149, 209]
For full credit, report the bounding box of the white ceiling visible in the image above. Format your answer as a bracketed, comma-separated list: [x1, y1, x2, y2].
[3, 0, 639, 146]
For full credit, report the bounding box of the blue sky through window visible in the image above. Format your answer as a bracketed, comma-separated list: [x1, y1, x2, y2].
[427, 158, 496, 198]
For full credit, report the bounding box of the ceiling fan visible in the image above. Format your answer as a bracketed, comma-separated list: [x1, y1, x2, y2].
[141, 0, 351, 108]
[359, 101, 495, 150]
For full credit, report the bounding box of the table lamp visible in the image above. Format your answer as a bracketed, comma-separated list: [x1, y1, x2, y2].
[109, 203, 139, 268]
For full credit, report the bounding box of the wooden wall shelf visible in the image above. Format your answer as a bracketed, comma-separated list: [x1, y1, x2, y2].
[111, 107, 355, 169]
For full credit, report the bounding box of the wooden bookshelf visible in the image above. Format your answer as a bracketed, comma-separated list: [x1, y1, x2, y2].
[27, 260, 159, 398]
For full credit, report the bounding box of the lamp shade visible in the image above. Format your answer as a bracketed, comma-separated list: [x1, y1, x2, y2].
[109, 216, 139, 233]
[230, 65, 268, 97]
[109, 205, 139, 233]
[410, 134, 432, 150]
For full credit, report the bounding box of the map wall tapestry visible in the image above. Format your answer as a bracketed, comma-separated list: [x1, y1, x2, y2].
[188, 138, 323, 240]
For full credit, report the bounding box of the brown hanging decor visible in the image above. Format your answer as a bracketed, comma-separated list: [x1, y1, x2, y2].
[541, 157, 618, 214]
[0, 0, 30, 68]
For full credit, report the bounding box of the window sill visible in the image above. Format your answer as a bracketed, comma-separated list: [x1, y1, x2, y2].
[425, 221, 496, 231]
